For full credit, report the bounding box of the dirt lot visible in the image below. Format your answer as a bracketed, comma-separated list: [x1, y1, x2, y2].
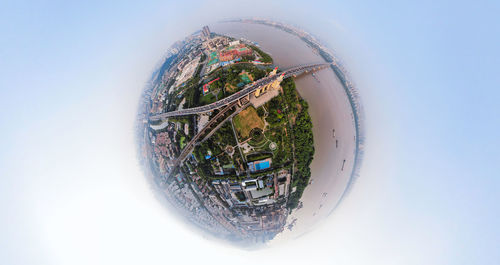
[233, 106, 265, 139]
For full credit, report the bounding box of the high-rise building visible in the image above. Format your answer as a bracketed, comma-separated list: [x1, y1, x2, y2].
[202, 26, 211, 39]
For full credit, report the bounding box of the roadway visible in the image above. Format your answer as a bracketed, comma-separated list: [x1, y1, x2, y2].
[173, 101, 238, 167]
[149, 63, 331, 120]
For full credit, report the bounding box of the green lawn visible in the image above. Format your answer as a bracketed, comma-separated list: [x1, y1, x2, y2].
[200, 93, 216, 105]
[180, 136, 186, 149]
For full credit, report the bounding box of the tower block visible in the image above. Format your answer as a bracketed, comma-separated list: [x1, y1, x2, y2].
[270, 73, 285, 90]
[269, 66, 278, 76]
[255, 67, 280, 97]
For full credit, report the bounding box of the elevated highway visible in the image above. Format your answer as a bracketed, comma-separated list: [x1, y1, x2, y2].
[149, 63, 331, 121]
[173, 102, 238, 167]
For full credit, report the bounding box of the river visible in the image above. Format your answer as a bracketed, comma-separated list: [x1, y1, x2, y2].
[212, 22, 358, 242]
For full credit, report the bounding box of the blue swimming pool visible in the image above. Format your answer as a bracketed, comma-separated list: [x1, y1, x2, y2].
[255, 161, 270, 170]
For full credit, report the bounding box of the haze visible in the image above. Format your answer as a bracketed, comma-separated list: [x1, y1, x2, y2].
[0, 0, 499, 264]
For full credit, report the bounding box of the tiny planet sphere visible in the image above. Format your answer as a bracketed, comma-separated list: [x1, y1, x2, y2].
[136, 20, 364, 247]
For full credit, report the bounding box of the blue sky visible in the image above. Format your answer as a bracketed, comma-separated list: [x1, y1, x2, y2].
[1, 0, 499, 264]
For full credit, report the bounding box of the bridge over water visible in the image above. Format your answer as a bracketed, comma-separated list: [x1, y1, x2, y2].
[149, 63, 331, 121]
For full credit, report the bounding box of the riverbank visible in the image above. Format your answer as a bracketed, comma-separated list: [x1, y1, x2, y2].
[212, 22, 359, 241]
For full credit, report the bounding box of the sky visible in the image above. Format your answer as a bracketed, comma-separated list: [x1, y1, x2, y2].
[1, 0, 499, 264]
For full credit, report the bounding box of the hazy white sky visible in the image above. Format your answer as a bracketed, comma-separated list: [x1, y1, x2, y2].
[1, 0, 499, 264]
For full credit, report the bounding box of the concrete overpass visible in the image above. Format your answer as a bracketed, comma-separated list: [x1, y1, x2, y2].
[149, 63, 331, 121]
[173, 101, 239, 167]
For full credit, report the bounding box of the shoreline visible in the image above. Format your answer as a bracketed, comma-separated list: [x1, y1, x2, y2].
[211, 20, 363, 240]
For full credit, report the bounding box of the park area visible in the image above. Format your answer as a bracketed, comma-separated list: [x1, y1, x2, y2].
[233, 106, 265, 140]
